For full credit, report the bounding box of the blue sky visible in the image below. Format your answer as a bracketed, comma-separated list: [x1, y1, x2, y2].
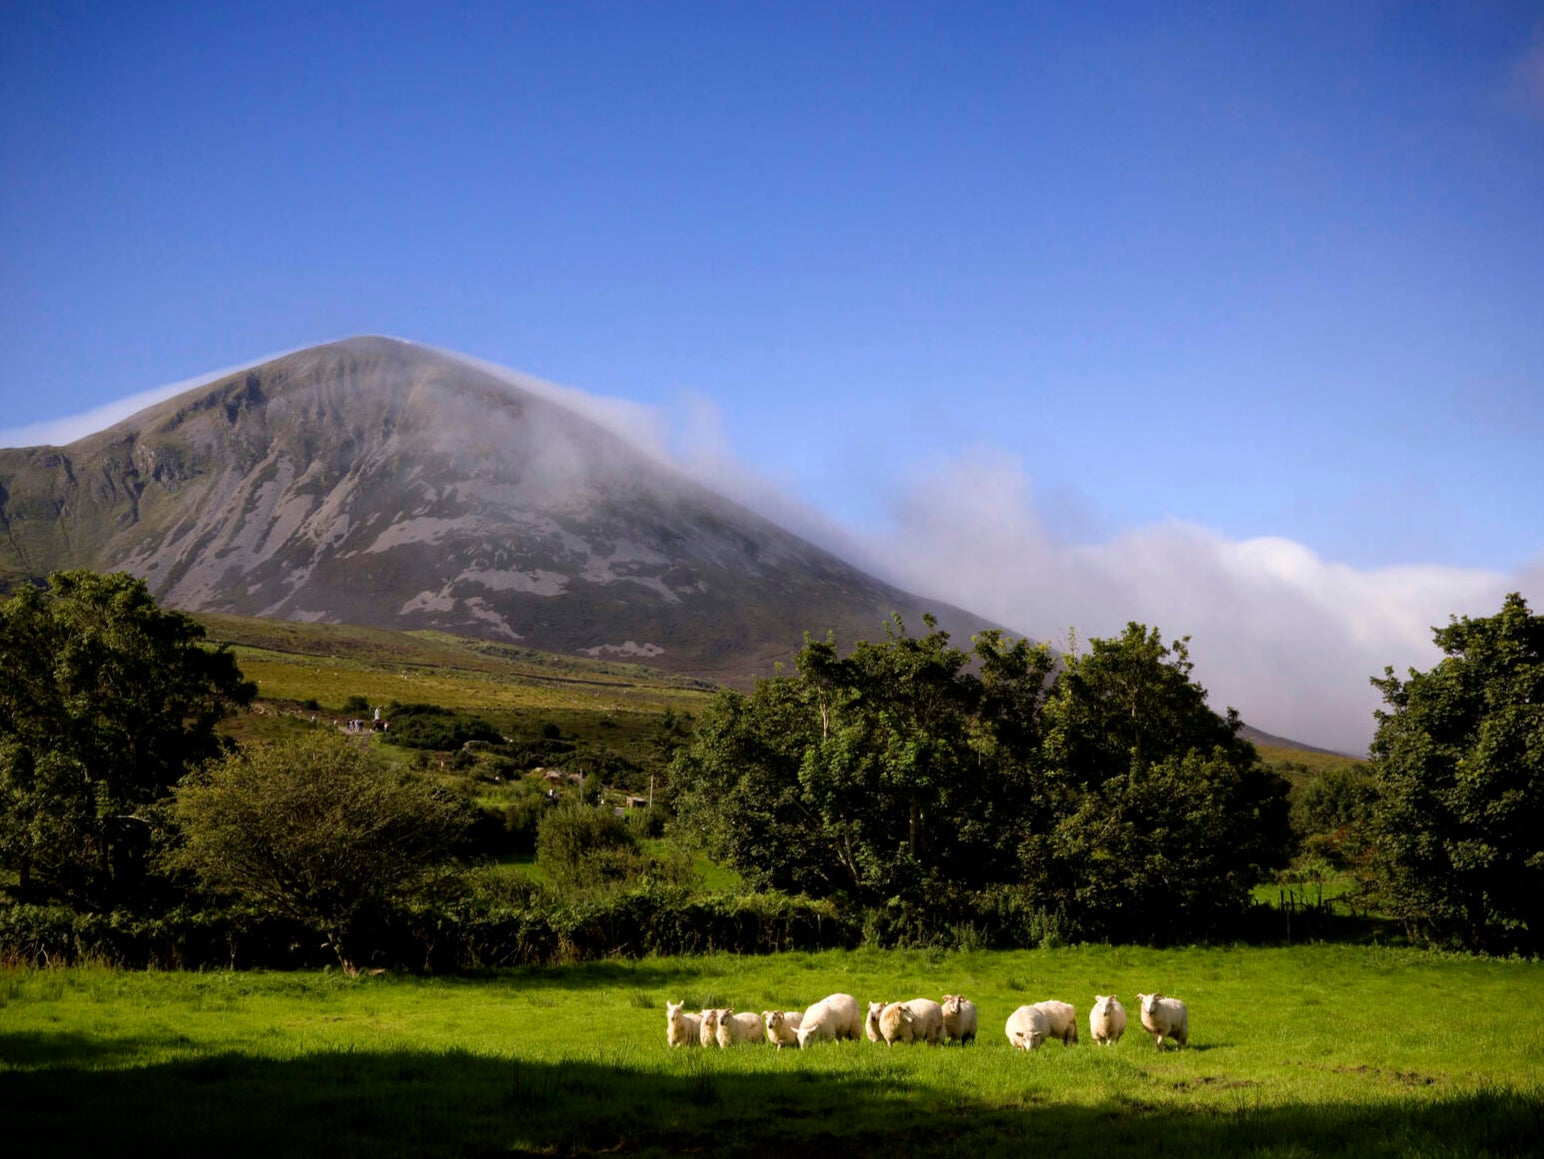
[3, 1, 1542, 750]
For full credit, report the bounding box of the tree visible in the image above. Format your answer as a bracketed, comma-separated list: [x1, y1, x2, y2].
[1022, 624, 1292, 941]
[168, 731, 471, 973]
[672, 616, 1056, 905]
[668, 676, 833, 896]
[0, 570, 254, 907]
[1369, 593, 1544, 954]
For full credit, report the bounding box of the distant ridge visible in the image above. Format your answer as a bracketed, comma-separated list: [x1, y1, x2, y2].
[1239, 723, 1361, 761]
[0, 337, 999, 684]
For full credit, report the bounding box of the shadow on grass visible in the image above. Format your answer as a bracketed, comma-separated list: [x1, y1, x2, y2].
[2, 1040, 1540, 1158]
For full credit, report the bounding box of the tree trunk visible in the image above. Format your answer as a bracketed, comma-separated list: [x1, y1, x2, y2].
[326, 930, 359, 977]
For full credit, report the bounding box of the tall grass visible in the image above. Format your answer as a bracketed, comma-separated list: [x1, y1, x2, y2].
[4, 944, 1540, 1156]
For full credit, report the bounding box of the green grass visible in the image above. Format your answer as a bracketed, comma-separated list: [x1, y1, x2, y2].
[3, 945, 1540, 1156]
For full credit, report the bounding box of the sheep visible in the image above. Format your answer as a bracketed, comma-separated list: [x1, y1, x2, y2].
[716, 1009, 765, 1047]
[795, 992, 862, 1047]
[904, 998, 945, 1044]
[876, 998, 944, 1046]
[1136, 992, 1189, 1051]
[1005, 1004, 1048, 1051]
[877, 1001, 914, 1045]
[1088, 995, 1126, 1045]
[1030, 1000, 1078, 1045]
[698, 1007, 724, 1047]
[865, 1001, 887, 1043]
[666, 1000, 701, 1048]
[762, 1009, 803, 1050]
[941, 994, 978, 1046]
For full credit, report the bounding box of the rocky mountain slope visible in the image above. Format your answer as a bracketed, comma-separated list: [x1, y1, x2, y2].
[0, 337, 997, 682]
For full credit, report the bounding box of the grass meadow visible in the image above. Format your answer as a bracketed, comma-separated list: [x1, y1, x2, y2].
[4, 943, 1541, 1157]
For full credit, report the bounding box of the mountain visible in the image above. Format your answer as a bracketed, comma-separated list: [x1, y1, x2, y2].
[0, 336, 997, 682]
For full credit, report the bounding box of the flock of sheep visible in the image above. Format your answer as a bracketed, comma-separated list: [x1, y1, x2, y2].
[666, 991, 1189, 1052]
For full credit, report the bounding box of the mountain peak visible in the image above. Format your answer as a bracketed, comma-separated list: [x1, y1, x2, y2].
[0, 343, 995, 682]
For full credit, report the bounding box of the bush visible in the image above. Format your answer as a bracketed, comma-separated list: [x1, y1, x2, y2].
[379, 704, 504, 751]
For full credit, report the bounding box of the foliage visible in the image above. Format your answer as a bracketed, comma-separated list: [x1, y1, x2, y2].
[673, 619, 1055, 903]
[535, 804, 694, 899]
[1022, 626, 1293, 941]
[471, 778, 552, 857]
[1293, 762, 1378, 872]
[0, 570, 254, 908]
[1368, 592, 1544, 954]
[377, 702, 504, 750]
[672, 618, 1291, 943]
[167, 731, 472, 973]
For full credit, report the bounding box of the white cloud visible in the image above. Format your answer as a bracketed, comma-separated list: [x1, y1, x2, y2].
[852, 450, 1536, 755]
[439, 348, 677, 464]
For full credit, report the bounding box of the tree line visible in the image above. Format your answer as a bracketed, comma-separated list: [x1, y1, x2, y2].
[1, 570, 1540, 968]
[668, 617, 1294, 944]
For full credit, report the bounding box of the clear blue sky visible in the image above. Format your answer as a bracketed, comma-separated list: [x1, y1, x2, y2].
[3, 1, 1541, 749]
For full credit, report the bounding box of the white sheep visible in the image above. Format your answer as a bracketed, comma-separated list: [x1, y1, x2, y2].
[1031, 999, 1078, 1045]
[1136, 992, 1188, 1050]
[941, 994, 978, 1046]
[865, 1001, 887, 1043]
[877, 1001, 914, 1045]
[716, 1009, 765, 1047]
[902, 998, 944, 1044]
[876, 998, 944, 1045]
[698, 1007, 724, 1047]
[666, 1000, 701, 1048]
[1088, 995, 1126, 1045]
[1004, 1004, 1048, 1051]
[795, 992, 862, 1047]
[762, 1009, 803, 1049]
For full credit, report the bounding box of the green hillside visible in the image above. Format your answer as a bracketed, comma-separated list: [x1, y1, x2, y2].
[195, 612, 716, 773]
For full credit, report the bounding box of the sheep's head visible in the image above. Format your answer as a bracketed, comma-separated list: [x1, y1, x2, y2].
[1137, 993, 1161, 1016]
[880, 1003, 914, 1037]
[866, 1001, 885, 1034]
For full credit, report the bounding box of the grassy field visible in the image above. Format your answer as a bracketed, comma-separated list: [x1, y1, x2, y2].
[4, 944, 1540, 1157]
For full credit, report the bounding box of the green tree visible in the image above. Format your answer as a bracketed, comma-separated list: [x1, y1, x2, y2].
[168, 731, 470, 973]
[668, 676, 832, 895]
[672, 616, 1055, 904]
[0, 570, 254, 907]
[1369, 592, 1544, 954]
[1023, 624, 1292, 941]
